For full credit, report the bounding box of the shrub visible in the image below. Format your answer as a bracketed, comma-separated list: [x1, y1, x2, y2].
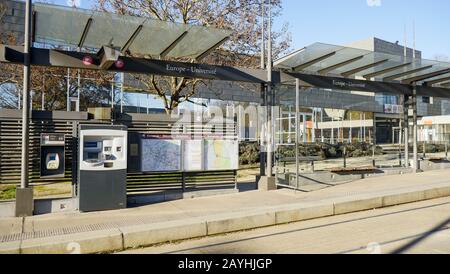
[239, 142, 260, 165]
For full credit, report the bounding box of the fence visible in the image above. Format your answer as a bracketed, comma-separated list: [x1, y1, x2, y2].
[0, 109, 237, 195]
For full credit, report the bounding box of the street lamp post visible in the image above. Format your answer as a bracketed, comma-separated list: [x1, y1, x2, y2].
[16, 0, 34, 217]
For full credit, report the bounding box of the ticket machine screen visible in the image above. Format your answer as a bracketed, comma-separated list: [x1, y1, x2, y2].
[87, 152, 99, 160]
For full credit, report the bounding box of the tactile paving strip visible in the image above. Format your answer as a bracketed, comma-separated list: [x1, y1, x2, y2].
[0, 216, 156, 243]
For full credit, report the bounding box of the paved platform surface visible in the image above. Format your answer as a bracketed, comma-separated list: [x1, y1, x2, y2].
[1, 169, 450, 253]
[122, 197, 450, 254]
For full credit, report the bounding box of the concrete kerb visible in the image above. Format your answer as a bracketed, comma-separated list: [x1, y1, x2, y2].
[382, 190, 426, 207]
[424, 186, 450, 200]
[120, 219, 208, 249]
[274, 203, 334, 225]
[206, 211, 276, 235]
[3, 184, 450, 254]
[333, 196, 383, 215]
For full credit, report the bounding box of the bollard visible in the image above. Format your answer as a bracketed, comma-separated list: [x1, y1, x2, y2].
[372, 145, 376, 167]
[446, 142, 448, 160]
[423, 142, 426, 159]
[343, 145, 347, 168]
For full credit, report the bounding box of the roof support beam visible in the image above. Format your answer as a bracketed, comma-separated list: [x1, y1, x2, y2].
[317, 55, 365, 75]
[383, 65, 433, 82]
[441, 81, 450, 87]
[363, 62, 412, 79]
[159, 31, 188, 59]
[98, 45, 121, 70]
[78, 18, 93, 49]
[195, 36, 229, 62]
[293, 51, 336, 71]
[341, 59, 389, 78]
[273, 47, 305, 67]
[0, 45, 265, 83]
[121, 24, 143, 54]
[424, 76, 450, 86]
[402, 68, 450, 84]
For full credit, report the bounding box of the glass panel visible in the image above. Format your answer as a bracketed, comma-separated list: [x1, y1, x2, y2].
[166, 26, 231, 59]
[301, 47, 371, 74]
[418, 72, 450, 86]
[34, 3, 96, 47]
[273, 83, 429, 191]
[332, 52, 391, 75]
[274, 43, 345, 70]
[396, 63, 450, 82]
[33, 3, 231, 58]
[275, 42, 450, 84]
[380, 59, 440, 80]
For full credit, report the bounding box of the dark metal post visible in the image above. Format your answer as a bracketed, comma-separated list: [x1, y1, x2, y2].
[260, 84, 266, 177]
[266, 0, 273, 177]
[413, 86, 419, 172]
[260, 0, 265, 70]
[259, 0, 266, 178]
[404, 95, 409, 167]
[446, 142, 448, 160]
[372, 144, 376, 167]
[295, 79, 300, 190]
[16, 0, 34, 217]
[423, 141, 426, 159]
[343, 145, 347, 168]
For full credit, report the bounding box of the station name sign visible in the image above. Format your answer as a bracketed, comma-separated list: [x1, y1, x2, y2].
[332, 80, 366, 89]
[289, 72, 413, 96]
[166, 64, 217, 76]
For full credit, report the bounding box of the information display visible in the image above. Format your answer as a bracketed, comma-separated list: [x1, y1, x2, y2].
[204, 140, 239, 171]
[140, 138, 181, 172]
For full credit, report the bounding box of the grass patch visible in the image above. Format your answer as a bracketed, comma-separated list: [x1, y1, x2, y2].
[0, 185, 17, 200]
[33, 182, 72, 198]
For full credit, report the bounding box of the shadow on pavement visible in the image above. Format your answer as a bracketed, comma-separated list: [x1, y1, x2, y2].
[390, 217, 450, 254]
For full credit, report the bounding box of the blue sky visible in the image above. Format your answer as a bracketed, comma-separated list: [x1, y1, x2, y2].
[51, 0, 450, 60]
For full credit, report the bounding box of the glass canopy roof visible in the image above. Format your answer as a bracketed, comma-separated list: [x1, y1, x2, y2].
[274, 42, 450, 88]
[33, 3, 232, 60]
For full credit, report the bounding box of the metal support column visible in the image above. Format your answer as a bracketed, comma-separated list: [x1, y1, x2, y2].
[16, 0, 34, 217]
[66, 68, 70, 111]
[111, 83, 115, 110]
[412, 86, 418, 172]
[265, 0, 273, 177]
[259, 0, 266, 177]
[120, 73, 124, 113]
[404, 95, 409, 167]
[295, 79, 300, 190]
[41, 75, 45, 110]
[259, 84, 266, 177]
[320, 109, 324, 143]
[76, 71, 81, 112]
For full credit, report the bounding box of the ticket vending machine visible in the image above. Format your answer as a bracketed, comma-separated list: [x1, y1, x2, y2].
[77, 125, 128, 212]
[40, 133, 65, 178]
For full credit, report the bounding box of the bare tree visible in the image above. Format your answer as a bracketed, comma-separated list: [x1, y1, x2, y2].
[97, 0, 291, 114]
